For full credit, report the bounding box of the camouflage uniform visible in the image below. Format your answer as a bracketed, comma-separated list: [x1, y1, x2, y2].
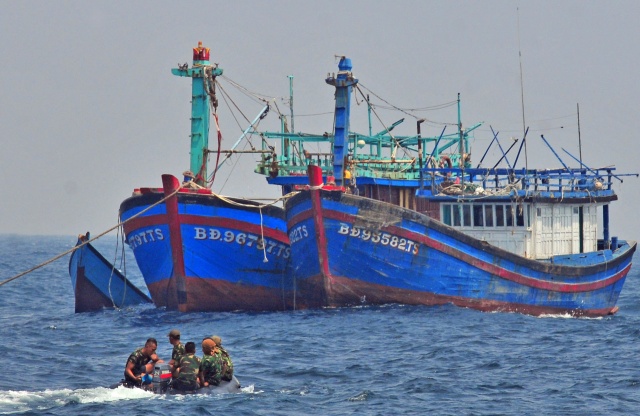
[172, 342, 185, 363]
[199, 350, 223, 386]
[172, 353, 201, 391]
[218, 346, 234, 381]
[125, 348, 152, 385]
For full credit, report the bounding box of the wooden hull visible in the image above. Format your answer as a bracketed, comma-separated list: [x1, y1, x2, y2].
[285, 189, 636, 317]
[69, 235, 152, 313]
[119, 175, 292, 312]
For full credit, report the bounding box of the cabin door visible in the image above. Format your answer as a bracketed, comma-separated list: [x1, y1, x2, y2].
[534, 205, 554, 258]
[583, 205, 598, 252]
[555, 205, 576, 255]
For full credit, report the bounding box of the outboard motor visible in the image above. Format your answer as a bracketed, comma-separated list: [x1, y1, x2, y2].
[151, 363, 172, 394]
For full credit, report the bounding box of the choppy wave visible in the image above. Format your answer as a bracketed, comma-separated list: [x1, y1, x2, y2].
[0, 386, 151, 414]
[1, 235, 639, 415]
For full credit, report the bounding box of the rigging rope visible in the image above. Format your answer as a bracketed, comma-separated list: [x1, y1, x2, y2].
[208, 80, 272, 191]
[216, 80, 254, 129]
[219, 75, 285, 105]
[358, 82, 458, 121]
[354, 85, 409, 160]
[211, 82, 255, 189]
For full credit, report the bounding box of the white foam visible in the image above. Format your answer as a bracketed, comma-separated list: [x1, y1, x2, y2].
[0, 386, 153, 414]
[241, 384, 257, 394]
[538, 313, 603, 320]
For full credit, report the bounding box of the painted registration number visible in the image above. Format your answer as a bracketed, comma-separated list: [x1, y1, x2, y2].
[337, 223, 419, 254]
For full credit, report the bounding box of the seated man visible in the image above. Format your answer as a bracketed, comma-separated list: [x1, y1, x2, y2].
[199, 338, 222, 387]
[210, 335, 234, 382]
[167, 329, 185, 372]
[124, 338, 161, 387]
[172, 341, 201, 391]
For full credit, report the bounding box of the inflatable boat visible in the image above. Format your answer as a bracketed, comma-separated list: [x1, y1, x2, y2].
[112, 362, 241, 394]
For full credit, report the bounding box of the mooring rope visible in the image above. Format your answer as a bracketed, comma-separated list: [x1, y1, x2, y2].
[107, 221, 129, 309]
[0, 185, 301, 287]
[107, 227, 120, 309]
[213, 189, 298, 209]
[259, 207, 268, 263]
[0, 187, 181, 287]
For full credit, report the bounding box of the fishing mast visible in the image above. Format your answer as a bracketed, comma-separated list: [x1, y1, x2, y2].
[326, 56, 358, 187]
[171, 41, 223, 186]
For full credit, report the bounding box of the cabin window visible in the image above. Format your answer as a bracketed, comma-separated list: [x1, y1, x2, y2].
[485, 205, 494, 227]
[516, 205, 525, 227]
[496, 205, 505, 227]
[506, 205, 514, 227]
[453, 204, 461, 226]
[462, 205, 471, 226]
[442, 204, 452, 226]
[473, 205, 484, 227]
[444, 203, 526, 228]
[537, 207, 542, 217]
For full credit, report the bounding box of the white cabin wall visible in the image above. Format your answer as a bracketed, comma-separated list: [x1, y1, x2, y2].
[463, 229, 529, 256]
[439, 201, 602, 260]
[531, 202, 600, 259]
[440, 202, 532, 258]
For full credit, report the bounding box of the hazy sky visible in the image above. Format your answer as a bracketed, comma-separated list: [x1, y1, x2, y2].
[1, 0, 639, 240]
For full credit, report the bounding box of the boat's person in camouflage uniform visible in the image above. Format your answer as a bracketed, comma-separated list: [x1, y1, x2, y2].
[210, 335, 234, 382]
[124, 338, 161, 386]
[167, 329, 185, 372]
[172, 341, 201, 391]
[199, 338, 223, 387]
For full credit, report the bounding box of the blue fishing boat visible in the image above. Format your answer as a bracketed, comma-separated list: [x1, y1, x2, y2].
[118, 43, 292, 312]
[283, 57, 637, 317]
[69, 233, 151, 313]
[114, 43, 410, 313]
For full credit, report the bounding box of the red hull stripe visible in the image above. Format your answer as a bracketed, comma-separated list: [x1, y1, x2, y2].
[291, 206, 630, 293]
[124, 214, 288, 243]
[320, 273, 619, 317]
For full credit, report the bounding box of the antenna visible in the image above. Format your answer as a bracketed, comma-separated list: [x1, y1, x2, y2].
[517, 7, 528, 170]
[288, 75, 294, 132]
[577, 103, 582, 163]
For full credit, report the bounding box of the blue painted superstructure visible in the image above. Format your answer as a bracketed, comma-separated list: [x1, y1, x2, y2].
[325, 57, 358, 187]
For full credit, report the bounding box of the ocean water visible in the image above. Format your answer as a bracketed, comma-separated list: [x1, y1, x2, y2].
[0, 234, 639, 415]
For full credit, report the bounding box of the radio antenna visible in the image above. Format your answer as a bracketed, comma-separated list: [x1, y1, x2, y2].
[517, 7, 528, 170]
[577, 103, 582, 163]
